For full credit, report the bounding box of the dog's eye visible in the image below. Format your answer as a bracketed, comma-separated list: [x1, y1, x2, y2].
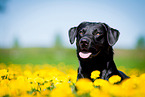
[79, 30, 84, 35]
[93, 32, 100, 36]
[80, 31, 83, 35]
[96, 33, 100, 36]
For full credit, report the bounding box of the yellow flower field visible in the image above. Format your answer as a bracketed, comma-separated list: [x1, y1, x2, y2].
[0, 63, 145, 97]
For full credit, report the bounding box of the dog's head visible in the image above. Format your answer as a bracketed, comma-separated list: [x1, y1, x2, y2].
[68, 22, 120, 59]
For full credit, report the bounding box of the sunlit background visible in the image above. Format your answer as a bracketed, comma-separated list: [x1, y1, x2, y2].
[0, 0, 145, 49]
[0, 0, 145, 71]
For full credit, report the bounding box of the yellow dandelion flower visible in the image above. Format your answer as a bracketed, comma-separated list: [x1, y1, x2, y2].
[41, 82, 51, 90]
[50, 84, 74, 97]
[90, 88, 110, 97]
[34, 77, 44, 84]
[31, 82, 38, 89]
[3, 63, 145, 97]
[1, 79, 10, 86]
[9, 87, 19, 97]
[76, 78, 93, 95]
[17, 76, 25, 81]
[109, 85, 125, 97]
[94, 79, 109, 87]
[27, 78, 34, 83]
[0, 69, 8, 77]
[91, 70, 100, 79]
[41, 89, 50, 96]
[24, 70, 32, 78]
[0, 86, 9, 96]
[121, 78, 138, 90]
[139, 73, 145, 81]
[109, 75, 121, 84]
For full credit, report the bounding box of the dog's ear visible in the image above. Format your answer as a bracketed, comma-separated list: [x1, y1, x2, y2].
[102, 23, 120, 46]
[68, 27, 77, 44]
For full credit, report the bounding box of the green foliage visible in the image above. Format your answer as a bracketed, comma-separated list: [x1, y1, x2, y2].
[0, 48, 78, 68]
[0, 48, 145, 72]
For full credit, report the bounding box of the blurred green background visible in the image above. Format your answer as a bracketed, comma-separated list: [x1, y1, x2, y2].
[0, 47, 145, 73]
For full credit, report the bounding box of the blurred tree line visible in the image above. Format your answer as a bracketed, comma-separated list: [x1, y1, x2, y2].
[12, 34, 145, 49]
[13, 36, 20, 48]
[136, 36, 145, 49]
[12, 33, 63, 48]
[54, 33, 63, 48]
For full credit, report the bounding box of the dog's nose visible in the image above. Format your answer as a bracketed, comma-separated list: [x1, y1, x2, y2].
[80, 38, 90, 48]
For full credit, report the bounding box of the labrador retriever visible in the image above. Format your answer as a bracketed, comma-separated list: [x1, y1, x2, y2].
[68, 22, 129, 81]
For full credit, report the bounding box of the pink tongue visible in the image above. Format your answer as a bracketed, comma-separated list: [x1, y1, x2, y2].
[79, 52, 92, 59]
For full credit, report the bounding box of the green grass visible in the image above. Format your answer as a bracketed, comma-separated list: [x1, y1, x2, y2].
[114, 49, 145, 72]
[0, 48, 145, 72]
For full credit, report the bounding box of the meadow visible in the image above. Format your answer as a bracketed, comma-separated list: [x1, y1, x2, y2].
[0, 48, 145, 97]
[0, 48, 145, 72]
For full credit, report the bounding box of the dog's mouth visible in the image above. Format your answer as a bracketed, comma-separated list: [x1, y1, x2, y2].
[79, 48, 101, 59]
[79, 52, 92, 59]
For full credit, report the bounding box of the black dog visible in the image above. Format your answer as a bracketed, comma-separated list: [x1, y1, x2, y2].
[69, 22, 129, 81]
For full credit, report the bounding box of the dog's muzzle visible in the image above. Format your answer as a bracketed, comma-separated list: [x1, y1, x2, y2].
[79, 37, 101, 59]
[79, 37, 90, 50]
[79, 37, 92, 59]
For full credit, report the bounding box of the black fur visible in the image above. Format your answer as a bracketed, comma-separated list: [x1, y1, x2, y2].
[69, 22, 129, 81]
